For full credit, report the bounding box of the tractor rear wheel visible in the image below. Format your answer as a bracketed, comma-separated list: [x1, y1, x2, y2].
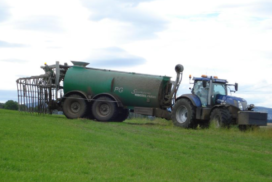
[209, 108, 231, 128]
[171, 98, 197, 128]
[92, 96, 117, 121]
[63, 94, 87, 119]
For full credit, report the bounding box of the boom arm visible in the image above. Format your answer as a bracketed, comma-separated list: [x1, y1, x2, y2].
[164, 64, 184, 105]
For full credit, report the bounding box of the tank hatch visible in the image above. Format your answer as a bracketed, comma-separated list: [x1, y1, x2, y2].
[71, 61, 89, 67]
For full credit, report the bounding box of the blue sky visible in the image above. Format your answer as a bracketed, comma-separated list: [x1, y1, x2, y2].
[0, 0, 272, 107]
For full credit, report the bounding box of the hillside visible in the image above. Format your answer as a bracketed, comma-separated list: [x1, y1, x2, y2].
[254, 106, 272, 122]
[0, 109, 272, 182]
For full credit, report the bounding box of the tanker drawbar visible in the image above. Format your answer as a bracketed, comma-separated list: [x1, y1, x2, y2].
[16, 61, 184, 122]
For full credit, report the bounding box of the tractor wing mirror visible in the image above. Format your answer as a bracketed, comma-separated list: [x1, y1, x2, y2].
[235, 83, 238, 91]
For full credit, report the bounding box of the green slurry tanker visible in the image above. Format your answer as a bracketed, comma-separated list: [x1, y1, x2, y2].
[17, 61, 267, 129]
[17, 61, 183, 122]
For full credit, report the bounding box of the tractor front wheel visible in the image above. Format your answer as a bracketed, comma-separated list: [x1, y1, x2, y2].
[209, 108, 231, 128]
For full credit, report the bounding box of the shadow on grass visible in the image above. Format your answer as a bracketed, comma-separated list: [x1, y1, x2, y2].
[124, 118, 172, 127]
[125, 122, 160, 126]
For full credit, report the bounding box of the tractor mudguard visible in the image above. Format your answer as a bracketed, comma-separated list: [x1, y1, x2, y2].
[176, 94, 202, 107]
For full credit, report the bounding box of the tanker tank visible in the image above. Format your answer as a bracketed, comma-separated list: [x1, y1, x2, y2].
[64, 62, 172, 109]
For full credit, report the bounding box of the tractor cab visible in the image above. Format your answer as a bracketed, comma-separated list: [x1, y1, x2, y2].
[191, 75, 237, 108]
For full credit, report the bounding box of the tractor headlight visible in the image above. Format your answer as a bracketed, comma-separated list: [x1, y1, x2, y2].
[238, 101, 243, 110]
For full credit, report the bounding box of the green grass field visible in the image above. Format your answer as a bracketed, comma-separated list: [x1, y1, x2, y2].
[0, 109, 272, 182]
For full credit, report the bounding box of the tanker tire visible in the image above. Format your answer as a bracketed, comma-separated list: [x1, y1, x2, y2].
[209, 108, 231, 128]
[115, 108, 129, 122]
[92, 96, 117, 121]
[171, 98, 197, 129]
[63, 94, 87, 119]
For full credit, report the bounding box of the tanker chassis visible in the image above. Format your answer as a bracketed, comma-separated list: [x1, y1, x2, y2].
[17, 61, 184, 122]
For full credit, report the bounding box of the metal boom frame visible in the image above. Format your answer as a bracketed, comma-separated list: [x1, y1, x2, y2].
[16, 61, 69, 114]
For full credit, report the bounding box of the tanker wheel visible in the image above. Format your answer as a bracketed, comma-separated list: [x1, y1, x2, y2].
[171, 98, 197, 129]
[209, 108, 231, 128]
[115, 108, 129, 122]
[63, 94, 87, 119]
[92, 96, 117, 121]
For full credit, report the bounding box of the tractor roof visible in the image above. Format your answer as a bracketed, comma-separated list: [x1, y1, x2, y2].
[193, 76, 228, 83]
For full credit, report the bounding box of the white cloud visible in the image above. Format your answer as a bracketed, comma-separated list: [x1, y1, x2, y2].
[16, 16, 64, 33]
[0, 0, 271, 108]
[0, 1, 10, 22]
[81, 0, 167, 39]
[0, 40, 26, 47]
[85, 47, 146, 68]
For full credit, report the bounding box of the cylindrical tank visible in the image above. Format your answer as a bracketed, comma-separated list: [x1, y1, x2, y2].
[63, 64, 172, 108]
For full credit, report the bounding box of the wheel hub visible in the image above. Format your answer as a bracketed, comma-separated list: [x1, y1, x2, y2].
[176, 106, 188, 123]
[71, 102, 80, 113]
[99, 103, 110, 116]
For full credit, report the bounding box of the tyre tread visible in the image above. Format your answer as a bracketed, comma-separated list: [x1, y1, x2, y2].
[210, 108, 232, 127]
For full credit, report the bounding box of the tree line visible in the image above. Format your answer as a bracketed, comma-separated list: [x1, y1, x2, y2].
[0, 100, 19, 110]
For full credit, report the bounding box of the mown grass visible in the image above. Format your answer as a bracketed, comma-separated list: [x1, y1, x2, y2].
[0, 109, 272, 182]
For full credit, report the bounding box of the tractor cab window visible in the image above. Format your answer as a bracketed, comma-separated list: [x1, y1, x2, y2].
[213, 83, 226, 96]
[193, 80, 210, 107]
[212, 83, 227, 104]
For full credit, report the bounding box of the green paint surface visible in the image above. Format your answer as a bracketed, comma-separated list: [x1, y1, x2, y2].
[64, 66, 171, 108]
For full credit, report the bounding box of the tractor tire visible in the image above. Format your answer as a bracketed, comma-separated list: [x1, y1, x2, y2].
[115, 108, 129, 122]
[92, 96, 117, 121]
[209, 108, 232, 128]
[63, 94, 88, 119]
[171, 98, 197, 128]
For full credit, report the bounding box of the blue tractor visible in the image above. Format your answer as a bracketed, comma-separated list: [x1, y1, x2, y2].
[171, 75, 267, 130]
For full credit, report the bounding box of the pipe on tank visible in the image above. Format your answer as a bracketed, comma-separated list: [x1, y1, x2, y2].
[164, 64, 184, 104]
